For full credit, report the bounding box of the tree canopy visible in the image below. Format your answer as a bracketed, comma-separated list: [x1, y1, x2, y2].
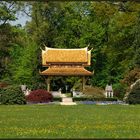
[0, 1, 140, 93]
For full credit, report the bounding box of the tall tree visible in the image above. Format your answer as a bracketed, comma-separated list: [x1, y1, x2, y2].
[0, 1, 26, 80]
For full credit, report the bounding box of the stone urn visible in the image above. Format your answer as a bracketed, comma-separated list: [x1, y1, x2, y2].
[21, 85, 27, 92]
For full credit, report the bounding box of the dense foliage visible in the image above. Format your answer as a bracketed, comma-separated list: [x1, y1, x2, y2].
[0, 1, 140, 97]
[83, 86, 105, 98]
[127, 89, 140, 104]
[26, 89, 53, 103]
[126, 79, 140, 104]
[0, 85, 26, 105]
[113, 83, 127, 100]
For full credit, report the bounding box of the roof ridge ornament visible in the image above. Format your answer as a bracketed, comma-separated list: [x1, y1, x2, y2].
[42, 43, 49, 51]
[87, 43, 90, 48]
[89, 48, 93, 51]
[86, 43, 93, 51]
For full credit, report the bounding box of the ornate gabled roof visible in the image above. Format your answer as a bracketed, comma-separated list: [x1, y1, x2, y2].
[42, 47, 91, 66]
[40, 66, 93, 76]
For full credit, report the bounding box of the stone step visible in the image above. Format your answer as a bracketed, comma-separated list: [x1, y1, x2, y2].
[61, 97, 77, 105]
[62, 97, 73, 102]
[60, 102, 77, 105]
[61, 94, 67, 98]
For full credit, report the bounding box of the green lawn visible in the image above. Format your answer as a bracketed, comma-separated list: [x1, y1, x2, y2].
[0, 104, 140, 138]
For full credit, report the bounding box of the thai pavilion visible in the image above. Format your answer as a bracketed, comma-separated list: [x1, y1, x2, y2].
[40, 46, 93, 92]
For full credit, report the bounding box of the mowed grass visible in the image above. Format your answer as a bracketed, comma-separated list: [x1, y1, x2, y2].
[0, 104, 140, 138]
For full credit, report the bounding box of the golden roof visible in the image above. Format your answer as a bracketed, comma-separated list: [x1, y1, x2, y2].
[40, 66, 93, 76]
[42, 47, 91, 66]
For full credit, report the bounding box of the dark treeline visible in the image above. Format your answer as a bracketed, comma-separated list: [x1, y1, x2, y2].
[0, 1, 140, 93]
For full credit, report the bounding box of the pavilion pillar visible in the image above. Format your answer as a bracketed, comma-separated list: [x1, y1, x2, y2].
[82, 76, 86, 92]
[45, 76, 51, 92]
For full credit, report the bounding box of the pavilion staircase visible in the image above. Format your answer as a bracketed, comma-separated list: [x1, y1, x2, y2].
[60, 94, 77, 105]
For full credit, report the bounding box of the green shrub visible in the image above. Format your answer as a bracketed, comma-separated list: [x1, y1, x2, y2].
[127, 89, 140, 104]
[126, 79, 140, 104]
[113, 83, 127, 100]
[53, 97, 62, 102]
[83, 86, 105, 98]
[0, 85, 26, 105]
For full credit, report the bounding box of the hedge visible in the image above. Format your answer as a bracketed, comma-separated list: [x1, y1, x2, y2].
[53, 97, 62, 102]
[72, 97, 118, 102]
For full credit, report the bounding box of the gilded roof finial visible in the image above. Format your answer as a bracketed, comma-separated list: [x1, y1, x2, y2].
[87, 43, 90, 48]
[43, 43, 47, 47]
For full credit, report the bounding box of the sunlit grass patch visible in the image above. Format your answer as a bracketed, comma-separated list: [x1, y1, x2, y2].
[0, 104, 140, 138]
